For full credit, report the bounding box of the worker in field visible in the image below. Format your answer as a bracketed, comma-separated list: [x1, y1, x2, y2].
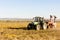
[48, 15, 57, 28]
[53, 15, 57, 28]
[48, 15, 54, 28]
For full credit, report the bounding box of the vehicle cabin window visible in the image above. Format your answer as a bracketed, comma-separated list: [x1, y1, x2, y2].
[34, 17, 41, 22]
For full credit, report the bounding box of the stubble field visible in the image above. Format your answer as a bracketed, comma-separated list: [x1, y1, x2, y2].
[0, 20, 60, 40]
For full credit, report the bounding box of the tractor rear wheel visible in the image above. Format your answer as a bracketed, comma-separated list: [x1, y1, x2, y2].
[36, 25, 40, 30]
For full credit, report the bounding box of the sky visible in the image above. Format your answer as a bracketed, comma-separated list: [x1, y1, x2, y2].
[0, 0, 60, 19]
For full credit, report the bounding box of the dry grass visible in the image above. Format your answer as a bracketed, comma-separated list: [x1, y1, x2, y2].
[0, 20, 60, 40]
[0, 21, 31, 28]
[56, 21, 60, 27]
[0, 20, 60, 28]
[0, 29, 60, 40]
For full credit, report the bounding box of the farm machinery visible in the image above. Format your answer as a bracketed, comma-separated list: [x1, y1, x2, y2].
[27, 17, 46, 30]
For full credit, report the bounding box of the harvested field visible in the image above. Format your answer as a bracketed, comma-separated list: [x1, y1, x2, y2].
[0, 20, 59, 28]
[0, 21, 60, 40]
[0, 28, 60, 40]
[0, 20, 31, 28]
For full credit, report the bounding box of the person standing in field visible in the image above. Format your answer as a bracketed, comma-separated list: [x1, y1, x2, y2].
[53, 15, 57, 28]
[48, 15, 57, 28]
[48, 15, 54, 28]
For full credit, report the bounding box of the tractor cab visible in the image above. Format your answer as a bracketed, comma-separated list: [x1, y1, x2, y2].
[33, 17, 41, 22]
[33, 17, 43, 25]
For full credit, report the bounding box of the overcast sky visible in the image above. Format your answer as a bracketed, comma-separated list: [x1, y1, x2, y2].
[0, 0, 60, 19]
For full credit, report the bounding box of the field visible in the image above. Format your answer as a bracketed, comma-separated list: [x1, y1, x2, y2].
[0, 20, 31, 28]
[0, 20, 60, 40]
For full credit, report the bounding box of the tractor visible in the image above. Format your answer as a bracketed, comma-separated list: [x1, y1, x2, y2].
[27, 17, 45, 30]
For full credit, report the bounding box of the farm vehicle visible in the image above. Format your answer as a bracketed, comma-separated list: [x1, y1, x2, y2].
[27, 17, 47, 30]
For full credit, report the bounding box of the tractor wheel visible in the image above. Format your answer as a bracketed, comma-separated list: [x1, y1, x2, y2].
[36, 25, 40, 30]
[27, 25, 31, 30]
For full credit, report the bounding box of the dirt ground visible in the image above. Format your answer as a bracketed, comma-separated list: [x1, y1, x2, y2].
[0, 28, 60, 40]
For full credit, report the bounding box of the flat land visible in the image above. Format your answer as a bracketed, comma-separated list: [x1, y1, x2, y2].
[0, 21, 60, 40]
[0, 29, 60, 40]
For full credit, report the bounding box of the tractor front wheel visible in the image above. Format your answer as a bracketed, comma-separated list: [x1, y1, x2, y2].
[27, 25, 31, 30]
